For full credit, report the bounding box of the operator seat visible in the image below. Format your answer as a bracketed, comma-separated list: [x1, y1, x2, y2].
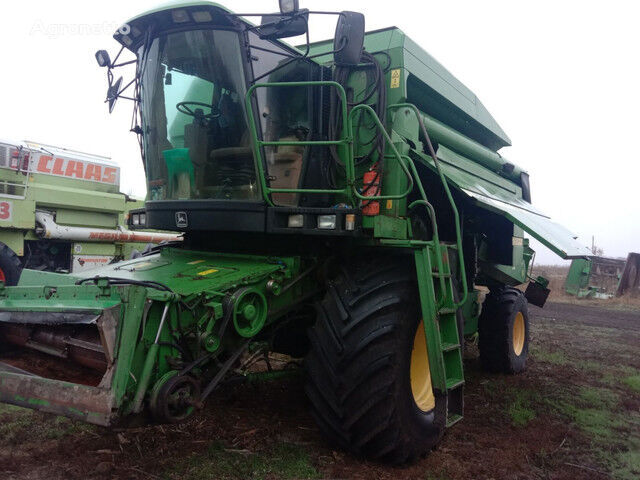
[268, 136, 304, 206]
[183, 112, 209, 194]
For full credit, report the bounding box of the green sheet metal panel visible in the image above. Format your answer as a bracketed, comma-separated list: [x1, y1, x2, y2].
[459, 189, 590, 259]
[28, 182, 125, 214]
[565, 258, 591, 295]
[306, 27, 510, 151]
[402, 34, 511, 150]
[413, 145, 590, 259]
[52, 248, 287, 297]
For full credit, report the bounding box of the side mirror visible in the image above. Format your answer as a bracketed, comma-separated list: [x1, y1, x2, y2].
[95, 50, 111, 68]
[333, 12, 365, 66]
[107, 77, 122, 113]
[258, 10, 309, 40]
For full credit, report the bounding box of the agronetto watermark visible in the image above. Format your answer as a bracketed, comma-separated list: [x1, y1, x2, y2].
[30, 21, 130, 38]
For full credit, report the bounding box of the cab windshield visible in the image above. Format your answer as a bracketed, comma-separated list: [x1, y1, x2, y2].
[139, 29, 257, 201]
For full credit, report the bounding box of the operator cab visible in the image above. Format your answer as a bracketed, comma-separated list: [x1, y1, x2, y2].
[99, 2, 367, 235]
[140, 28, 257, 202]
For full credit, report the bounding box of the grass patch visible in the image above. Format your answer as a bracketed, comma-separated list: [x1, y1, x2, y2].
[571, 407, 621, 439]
[0, 403, 26, 414]
[0, 407, 35, 444]
[623, 375, 640, 393]
[612, 442, 640, 480]
[165, 441, 320, 480]
[542, 373, 640, 478]
[533, 349, 568, 365]
[577, 386, 619, 409]
[550, 387, 622, 442]
[600, 366, 638, 388]
[507, 390, 536, 427]
[480, 381, 537, 427]
[424, 474, 452, 480]
[0, 408, 93, 445]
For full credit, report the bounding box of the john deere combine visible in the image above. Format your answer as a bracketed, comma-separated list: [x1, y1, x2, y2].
[0, 1, 590, 463]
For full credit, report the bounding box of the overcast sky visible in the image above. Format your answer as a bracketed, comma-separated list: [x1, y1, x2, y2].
[1, 0, 638, 264]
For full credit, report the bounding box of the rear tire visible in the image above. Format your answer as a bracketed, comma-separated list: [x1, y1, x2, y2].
[0, 242, 22, 286]
[305, 257, 447, 464]
[479, 287, 530, 373]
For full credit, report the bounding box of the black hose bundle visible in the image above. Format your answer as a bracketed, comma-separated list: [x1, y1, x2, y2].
[326, 50, 389, 190]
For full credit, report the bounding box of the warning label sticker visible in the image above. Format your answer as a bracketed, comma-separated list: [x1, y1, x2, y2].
[197, 268, 219, 277]
[390, 69, 401, 89]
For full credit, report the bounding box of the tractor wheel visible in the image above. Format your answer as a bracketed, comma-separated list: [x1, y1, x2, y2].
[305, 257, 447, 464]
[479, 287, 530, 373]
[0, 243, 22, 286]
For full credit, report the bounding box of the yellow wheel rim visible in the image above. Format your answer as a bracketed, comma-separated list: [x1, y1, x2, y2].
[410, 320, 435, 412]
[512, 312, 525, 356]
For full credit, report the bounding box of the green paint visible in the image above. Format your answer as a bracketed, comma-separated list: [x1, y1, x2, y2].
[0, 2, 591, 439]
[26, 397, 51, 407]
[373, 215, 407, 240]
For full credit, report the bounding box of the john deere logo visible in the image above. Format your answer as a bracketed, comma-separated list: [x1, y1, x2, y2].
[175, 211, 188, 228]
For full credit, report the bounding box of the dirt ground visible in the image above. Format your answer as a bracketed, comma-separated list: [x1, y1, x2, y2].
[1, 300, 639, 480]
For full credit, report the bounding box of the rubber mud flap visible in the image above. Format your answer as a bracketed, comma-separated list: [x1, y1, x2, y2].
[525, 281, 550, 308]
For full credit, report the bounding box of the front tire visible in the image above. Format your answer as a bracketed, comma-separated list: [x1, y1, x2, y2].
[0, 242, 22, 286]
[305, 257, 447, 464]
[479, 287, 530, 373]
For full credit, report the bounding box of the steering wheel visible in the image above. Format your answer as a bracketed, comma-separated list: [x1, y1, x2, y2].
[176, 101, 221, 119]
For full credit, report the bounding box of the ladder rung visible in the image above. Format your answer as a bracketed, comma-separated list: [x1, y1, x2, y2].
[441, 342, 460, 352]
[445, 378, 465, 390]
[446, 413, 463, 427]
[432, 272, 452, 278]
[438, 307, 457, 315]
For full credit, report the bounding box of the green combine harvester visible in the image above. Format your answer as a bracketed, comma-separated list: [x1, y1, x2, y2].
[0, 1, 590, 463]
[565, 256, 626, 299]
[0, 139, 179, 284]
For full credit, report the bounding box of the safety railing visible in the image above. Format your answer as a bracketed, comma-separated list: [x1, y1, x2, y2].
[347, 104, 414, 202]
[245, 81, 354, 207]
[245, 83, 467, 307]
[245, 82, 414, 207]
[388, 103, 468, 308]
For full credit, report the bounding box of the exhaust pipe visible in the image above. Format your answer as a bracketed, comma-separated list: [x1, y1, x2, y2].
[35, 211, 181, 244]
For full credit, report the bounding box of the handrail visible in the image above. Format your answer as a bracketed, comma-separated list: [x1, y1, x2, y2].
[403, 156, 447, 306]
[388, 103, 468, 308]
[244, 84, 467, 308]
[244, 81, 354, 207]
[347, 104, 414, 201]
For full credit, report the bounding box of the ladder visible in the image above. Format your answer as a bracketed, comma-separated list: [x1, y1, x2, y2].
[414, 242, 464, 427]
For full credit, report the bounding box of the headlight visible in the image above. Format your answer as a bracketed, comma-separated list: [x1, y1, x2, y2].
[317, 215, 336, 230]
[192, 11, 213, 22]
[171, 9, 190, 23]
[288, 214, 304, 228]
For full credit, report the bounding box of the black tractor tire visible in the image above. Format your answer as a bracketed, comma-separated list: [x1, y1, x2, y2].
[305, 257, 448, 464]
[479, 287, 530, 373]
[0, 243, 22, 286]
